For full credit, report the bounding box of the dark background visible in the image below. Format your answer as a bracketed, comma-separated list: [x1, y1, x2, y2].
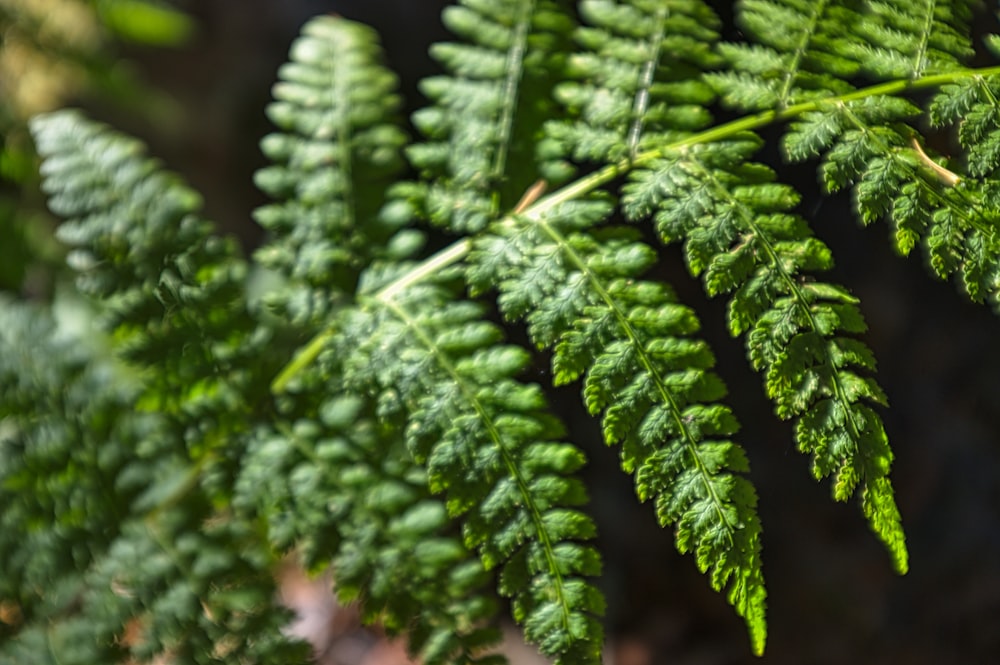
[91, 2, 1000, 662]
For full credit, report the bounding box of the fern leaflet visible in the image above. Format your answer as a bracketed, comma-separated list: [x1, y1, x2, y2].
[254, 16, 409, 325]
[337, 265, 606, 664]
[846, 0, 977, 80]
[402, 0, 573, 232]
[542, 0, 719, 170]
[468, 191, 767, 653]
[247, 17, 505, 663]
[708, 0, 862, 111]
[27, 111, 306, 664]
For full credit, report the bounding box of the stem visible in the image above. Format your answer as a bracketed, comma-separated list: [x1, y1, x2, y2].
[627, 5, 667, 159]
[775, 0, 828, 107]
[375, 239, 472, 301]
[382, 64, 1000, 288]
[271, 327, 337, 394]
[272, 65, 1000, 386]
[490, 0, 534, 192]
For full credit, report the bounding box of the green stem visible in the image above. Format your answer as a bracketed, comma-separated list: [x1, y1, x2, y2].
[271, 327, 337, 394]
[911, 0, 935, 79]
[385, 65, 1000, 293]
[375, 239, 472, 301]
[272, 65, 1000, 386]
[626, 4, 667, 159]
[490, 0, 534, 193]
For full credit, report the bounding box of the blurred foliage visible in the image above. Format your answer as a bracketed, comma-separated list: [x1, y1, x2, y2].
[0, 0, 192, 294]
[96, 0, 194, 46]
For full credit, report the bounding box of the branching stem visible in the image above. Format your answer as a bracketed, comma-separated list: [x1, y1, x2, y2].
[274, 65, 1000, 388]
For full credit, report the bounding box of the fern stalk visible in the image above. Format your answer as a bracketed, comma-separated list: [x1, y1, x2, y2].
[276, 61, 1000, 321]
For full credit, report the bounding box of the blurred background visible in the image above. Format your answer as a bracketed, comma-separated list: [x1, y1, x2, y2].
[3, 1, 1000, 663]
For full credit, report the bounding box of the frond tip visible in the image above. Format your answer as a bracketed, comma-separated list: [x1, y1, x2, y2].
[254, 14, 408, 324]
[624, 134, 908, 575]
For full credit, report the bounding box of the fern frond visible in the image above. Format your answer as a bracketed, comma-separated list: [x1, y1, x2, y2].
[785, 87, 1000, 307]
[710, 1, 977, 114]
[30, 110, 269, 451]
[836, 35, 1000, 309]
[660, 1, 985, 575]
[323, 437, 503, 665]
[85, 502, 301, 665]
[931, 74, 1000, 178]
[27, 111, 306, 664]
[25, 3, 1000, 660]
[623, 135, 907, 574]
[708, 0, 863, 112]
[247, 17, 505, 663]
[846, 0, 977, 80]
[0, 297, 148, 662]
[401, 0, 573, 232]
[468, 193, 767, 654]
[253, 15, 409, 325]
[338, 268, 605, 664]
[542, 0, 720, 170]
[0, 297, 305, 664]
[236, 396, 503, 665]
[929, 76, 1000, 306]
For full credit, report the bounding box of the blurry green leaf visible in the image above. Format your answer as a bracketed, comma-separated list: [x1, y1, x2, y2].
[98, 0, 195, 46]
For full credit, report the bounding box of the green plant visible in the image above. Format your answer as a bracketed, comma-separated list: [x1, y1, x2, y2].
[5, 1, 1000, 662]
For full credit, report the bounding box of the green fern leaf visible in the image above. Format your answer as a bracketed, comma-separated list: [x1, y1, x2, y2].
[707, 0, 861, 111]
[925, 75, 1000, 302]
[623, 135, 907, 574]
[237, 350, 503, 664]
[340, 268, 606, 665]
[23, 3, 1000, 661]
[254, 15, 409, 325]
[29, 111, 307, 664]
[246, 17, 505, 663]
[0, 301, 305, 665]
[468, 192, 767, 654]
[31, 110, 270, 443]
[786, 90, 1000, 306]
[0, 298, 156, 664]
[931, 75, 1000, 179]
[845, 0, 977, 80]
[543, 0, 719, 169]
[402, 0, 573, 232]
